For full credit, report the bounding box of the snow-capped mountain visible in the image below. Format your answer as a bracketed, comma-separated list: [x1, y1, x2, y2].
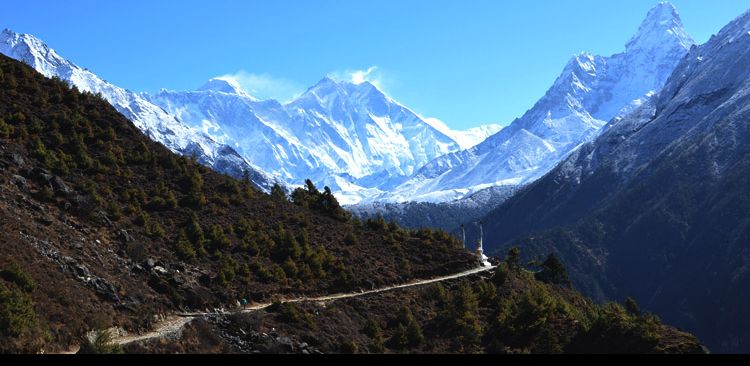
[377, 2, 694, 203]
[0, 28, 275, 191]
[149, 76, 489, 203]
[422, 117, 503, 149]
[0, 2, 693, 205]
[479, 6, 750, 352]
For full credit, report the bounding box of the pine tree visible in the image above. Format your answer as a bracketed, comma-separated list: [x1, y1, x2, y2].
[270, 183, 287, 202]
[534, 253, 572, 288]
[397, 307, 423, 347]
[186, 169, 207, 207]
[505, 247, 522, 272]
[625, 297, 641, 316]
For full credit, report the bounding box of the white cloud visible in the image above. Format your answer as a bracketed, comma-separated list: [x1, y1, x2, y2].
[218, 66, 391, 102]
[328, 66, 387, 90]
[351, 66, 378, 84]
[217, 71, 304, 102]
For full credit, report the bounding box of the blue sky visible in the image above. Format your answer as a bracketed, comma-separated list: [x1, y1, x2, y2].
[1, 1, 748, 130]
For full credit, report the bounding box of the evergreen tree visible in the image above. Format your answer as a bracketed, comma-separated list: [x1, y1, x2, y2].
[398, 307, 423, 347]
[625, 297, 641, 316]
[534, 253, 572, 288]
[270, 183, 287, 202]
[505, 247, 522, 272]
[184, 169, 207, 207]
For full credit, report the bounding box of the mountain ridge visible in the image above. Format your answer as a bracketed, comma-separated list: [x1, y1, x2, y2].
[149, 74, 499, 204]
[0, 28, 276, 192]
[373, 2, 695, 203]
[478, 6, 750, 352]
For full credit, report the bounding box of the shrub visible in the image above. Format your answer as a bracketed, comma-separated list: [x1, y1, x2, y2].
[0, 262, 36, 293]
[182, 170, 207, 207]
[397, 307, 423, 347]
[0, 284, 38, 337]
[134, 211, 149, 226]
[389, 323, 409, 350]
[343, 232, 358, 246]
[362, 318, 386, 352]
[0, 118, 13, 138]
[339, 339, 358, 354]
[78, 328, 123, 354]
[174, 235, 197, 260]
[147, 220, 166, 238]
[107, 201, 123, 221]
[277, 302, 302, 323]
[208, 224, 231, 251]
[34, 185, 54, 202]
[251, 261, 274, 283]
[186, 214, 206, 249]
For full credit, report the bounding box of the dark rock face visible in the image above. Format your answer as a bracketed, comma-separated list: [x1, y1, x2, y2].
[50, 176, 73, 196]
[480, 10, 750, 353]
[20, 233, 122, 304]
[203, 315, 323, 354]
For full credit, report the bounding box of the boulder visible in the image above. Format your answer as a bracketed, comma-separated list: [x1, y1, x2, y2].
[29, 167, 53, 182]
[118, 229, 133, 242]
[11, 175, 28, 191]
[11, 153, 24, 166]
[50, 176, 73, 196]
[91, 277, 120, 303]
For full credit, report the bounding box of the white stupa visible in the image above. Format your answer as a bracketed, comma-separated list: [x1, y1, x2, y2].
[476, 221, 491, 267]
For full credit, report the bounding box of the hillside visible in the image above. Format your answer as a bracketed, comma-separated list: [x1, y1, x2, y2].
[0, 53, 706, 354]
[0, 53, 477, 353]
[124, 254, 705, 354]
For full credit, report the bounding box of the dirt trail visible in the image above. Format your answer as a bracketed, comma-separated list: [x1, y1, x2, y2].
[113, 265, 496, 346]
[114, 316, 196, 345]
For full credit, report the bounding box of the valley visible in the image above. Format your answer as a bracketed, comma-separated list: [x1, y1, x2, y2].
[1, 1, 749, 355]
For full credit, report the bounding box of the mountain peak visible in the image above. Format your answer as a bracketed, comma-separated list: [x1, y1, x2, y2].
[0, 28, 40, 47]
[0, 28, 73, 79]
[626, 2, 694, 52]
[1, 28, 29, 46]
[197, 77, 254, 99]
[646, 2, 679, 21]
[319, 75, 336, 84]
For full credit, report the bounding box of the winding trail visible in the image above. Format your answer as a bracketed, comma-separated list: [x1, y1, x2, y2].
[112, 265, 497, 346]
